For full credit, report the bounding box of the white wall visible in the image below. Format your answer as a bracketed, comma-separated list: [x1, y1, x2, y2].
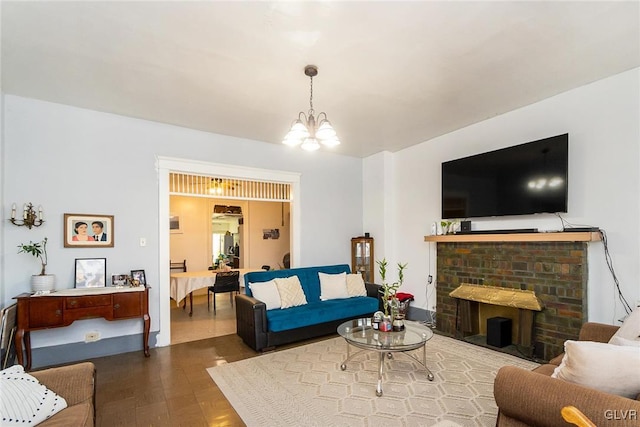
[365, 68, 640, 324]
[1, 95, 363, 353]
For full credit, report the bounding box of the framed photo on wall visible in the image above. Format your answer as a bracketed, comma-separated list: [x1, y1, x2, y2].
[169, 213, 181, 233]
[75, 258, 107, 288]
[64, 214, 114, 248]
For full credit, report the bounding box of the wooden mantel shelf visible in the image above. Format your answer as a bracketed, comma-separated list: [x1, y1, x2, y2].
[424, 231, 601, 243]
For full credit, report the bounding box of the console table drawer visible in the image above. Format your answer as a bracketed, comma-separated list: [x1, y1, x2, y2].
[66, 295, 111, 309]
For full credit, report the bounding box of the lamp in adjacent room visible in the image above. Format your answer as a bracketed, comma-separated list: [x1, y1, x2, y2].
[283, 65, 340, 151]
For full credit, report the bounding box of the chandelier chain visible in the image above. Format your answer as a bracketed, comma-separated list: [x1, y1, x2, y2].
[309, 75, 314, 114]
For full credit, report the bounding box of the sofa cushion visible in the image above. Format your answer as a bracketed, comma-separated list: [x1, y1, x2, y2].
[0, 365, 68, 426]
[274, 276, 307, 308]
[244, 264, 351, 303]
[551, 340, 640, 398]
[609, 306, 640, 345]
[249, 280, 281, 310]
[266, 297, 379, 332]
[346, 274, 367, 297]
[319, 272, 349, 301]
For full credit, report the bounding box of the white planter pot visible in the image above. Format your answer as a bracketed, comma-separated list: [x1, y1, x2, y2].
[31, 274, 56, 294]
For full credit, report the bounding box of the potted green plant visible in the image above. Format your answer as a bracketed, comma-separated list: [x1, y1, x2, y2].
[376, 258, 408, 316]
[18, 237, 55, 293]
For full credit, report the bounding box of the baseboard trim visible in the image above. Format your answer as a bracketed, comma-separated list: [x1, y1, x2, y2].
[27, 332, 159, 370]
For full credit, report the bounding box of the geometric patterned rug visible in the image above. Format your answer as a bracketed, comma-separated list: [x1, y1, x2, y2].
[207, 333, 539, 426]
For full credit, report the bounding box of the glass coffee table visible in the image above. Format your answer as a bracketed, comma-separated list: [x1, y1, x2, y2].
[337, 318, 434, 396]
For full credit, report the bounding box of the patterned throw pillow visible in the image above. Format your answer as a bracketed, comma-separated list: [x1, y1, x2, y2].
[0, 365, 68, 426]
[274, 276, 308, 308]
[346, 273, 367, 297]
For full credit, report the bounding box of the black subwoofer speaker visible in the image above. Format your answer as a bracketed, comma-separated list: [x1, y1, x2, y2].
[487, 317, 512, 348]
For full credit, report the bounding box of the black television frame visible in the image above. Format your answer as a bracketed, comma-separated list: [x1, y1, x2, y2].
[441, 134, 568, 219]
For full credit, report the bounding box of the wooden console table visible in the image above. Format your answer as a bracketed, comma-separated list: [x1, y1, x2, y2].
[14, 286, 150, 370]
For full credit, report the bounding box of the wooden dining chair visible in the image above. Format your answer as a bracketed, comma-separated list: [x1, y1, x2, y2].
[208, 271, 240, 314]
[170, 259, 187, 273]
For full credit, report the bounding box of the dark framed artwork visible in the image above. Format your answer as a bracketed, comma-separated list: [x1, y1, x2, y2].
[75, 258, 107, 288]
[64, 214, 114, 248]
[169, 213, 181, 233]
[130, 269, 147, 286]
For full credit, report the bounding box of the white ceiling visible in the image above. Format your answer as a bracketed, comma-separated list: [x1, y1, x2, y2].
[2, 1, 639, 158]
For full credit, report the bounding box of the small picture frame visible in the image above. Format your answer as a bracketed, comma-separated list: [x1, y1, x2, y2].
[169, 213, 181, 233]
[75, 258, 107, 288]
[111, 274, 129, 287]
[64, 214, 114, 248]
[130, 270, 146, 286]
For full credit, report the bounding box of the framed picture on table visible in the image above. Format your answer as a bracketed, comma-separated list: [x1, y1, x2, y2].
[75, 258, 107, 288]
[64, 214, 114, 248]
[130, 270, 147, 286]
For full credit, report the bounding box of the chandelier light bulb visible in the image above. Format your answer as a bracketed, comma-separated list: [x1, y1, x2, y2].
[301, 138, 320, 151]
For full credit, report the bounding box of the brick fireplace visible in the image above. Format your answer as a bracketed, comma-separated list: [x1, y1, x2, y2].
[427, 233, 598, 361]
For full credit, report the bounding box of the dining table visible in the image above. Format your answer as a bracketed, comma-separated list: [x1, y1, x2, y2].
[170, 268, 259, 316]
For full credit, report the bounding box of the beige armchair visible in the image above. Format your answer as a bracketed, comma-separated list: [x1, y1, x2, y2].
[29, 362, 96, 427]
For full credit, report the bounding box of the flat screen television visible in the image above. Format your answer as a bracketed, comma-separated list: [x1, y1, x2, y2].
[441, 133, 568, 219]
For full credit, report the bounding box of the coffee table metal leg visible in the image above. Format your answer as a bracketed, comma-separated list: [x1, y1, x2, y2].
[376, 352, 385, 396]
[423, 345, 434, 381]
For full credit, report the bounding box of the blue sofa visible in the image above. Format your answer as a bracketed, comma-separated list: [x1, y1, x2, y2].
[235, 264, 381, 351]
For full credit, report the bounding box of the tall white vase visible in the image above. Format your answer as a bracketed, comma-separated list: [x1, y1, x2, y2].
[31, 274, 56, 294]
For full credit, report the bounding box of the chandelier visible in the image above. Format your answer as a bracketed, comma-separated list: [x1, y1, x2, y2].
[283, 65, 339, 151]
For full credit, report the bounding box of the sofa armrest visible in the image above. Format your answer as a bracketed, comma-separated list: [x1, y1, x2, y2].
[579, 322, 619, 343]
[30, 362, 95, 407]
[494, 366, 640, 427]
[235, 294, 268, 351]
[365, 282, 383, 311]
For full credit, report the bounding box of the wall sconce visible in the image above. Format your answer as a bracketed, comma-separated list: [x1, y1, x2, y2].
[9, 202, 44, 229]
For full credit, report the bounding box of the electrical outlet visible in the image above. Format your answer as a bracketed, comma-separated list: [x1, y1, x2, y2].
[85, 332, 100, 342]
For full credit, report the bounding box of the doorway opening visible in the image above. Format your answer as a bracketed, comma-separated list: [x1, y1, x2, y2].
[157, 158, 301, 347]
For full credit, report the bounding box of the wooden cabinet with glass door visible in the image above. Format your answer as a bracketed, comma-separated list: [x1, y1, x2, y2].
[351, 237, 374, 283]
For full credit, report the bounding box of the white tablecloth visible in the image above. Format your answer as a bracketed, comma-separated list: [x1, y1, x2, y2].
[170, 269, 258, 304]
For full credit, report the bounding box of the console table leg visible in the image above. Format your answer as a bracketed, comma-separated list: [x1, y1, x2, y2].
[143, 314, 150, 357]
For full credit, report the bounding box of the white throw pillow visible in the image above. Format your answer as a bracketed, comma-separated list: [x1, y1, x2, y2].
[274, 276, 307, 308]
[609, 306, 640, 345]
[551, 340, 640, 398]
[346, 273, 367, 297]
[0, 365, 68, 426]
[319, 272, 349, 301]
[249, 280, 281, 310]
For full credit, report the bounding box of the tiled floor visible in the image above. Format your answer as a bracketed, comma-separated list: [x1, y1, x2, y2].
[94, 294, 254, 427]
[170, 293, 238, 345]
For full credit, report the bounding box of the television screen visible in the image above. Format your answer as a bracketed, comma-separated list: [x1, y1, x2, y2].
[441, 134, 568, 219]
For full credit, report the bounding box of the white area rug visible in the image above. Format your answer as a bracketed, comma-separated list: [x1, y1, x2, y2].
[207, 334, 538, 426]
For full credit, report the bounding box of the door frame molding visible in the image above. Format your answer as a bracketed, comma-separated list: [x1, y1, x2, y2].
[156, 156, 301, 347]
